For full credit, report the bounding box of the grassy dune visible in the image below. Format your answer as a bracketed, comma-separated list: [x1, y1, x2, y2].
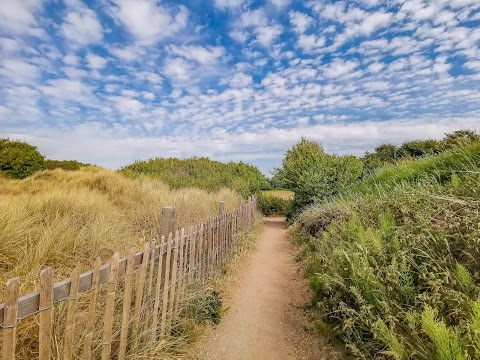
[0, 167, 239, 296]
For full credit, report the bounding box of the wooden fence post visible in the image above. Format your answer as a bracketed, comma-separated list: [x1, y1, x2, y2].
[219, 201, 225, 217]
[161, 207, 176, 239]
[39, 268, 53, 360]
[2, 277, 19, 360]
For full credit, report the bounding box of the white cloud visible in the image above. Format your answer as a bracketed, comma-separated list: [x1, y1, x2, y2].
[109, 45, 146, 62]
[214, 0, 247, 10]
[222, 72, 253, 88]
[86, 53, 108, 69]
[61, 2, 103, 45]
[167, 45, 225, 65]
[297, 34, 325, 52]
[268, 0, 292, 8]
[323, 59, 358, 78]
[0, 59, 40, 83]
[256, 25, 283, 47]
[110, 95, 145, 116]
[0, 0, 44, 36]
[108, 0, 188, 45]
[40, 78, 95, 103]
[289, 11, 313, 34]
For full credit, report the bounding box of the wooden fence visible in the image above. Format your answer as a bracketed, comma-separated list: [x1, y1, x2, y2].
[0, 196, 258, 359]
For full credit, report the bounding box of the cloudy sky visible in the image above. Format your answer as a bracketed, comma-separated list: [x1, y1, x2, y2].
[0, 0, 479, 173]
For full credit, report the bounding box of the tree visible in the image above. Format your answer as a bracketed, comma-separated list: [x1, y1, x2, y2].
[0, 139, 45, 179]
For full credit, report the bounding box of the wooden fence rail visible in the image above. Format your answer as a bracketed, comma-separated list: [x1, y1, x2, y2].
[0, 196, 257, 359]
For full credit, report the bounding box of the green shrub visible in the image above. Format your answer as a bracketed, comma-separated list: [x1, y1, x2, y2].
[121, 157, 269, 197]
[0, 138, 45, 179]
[258, 192, 291, 215]
[361, 129, 479, 172]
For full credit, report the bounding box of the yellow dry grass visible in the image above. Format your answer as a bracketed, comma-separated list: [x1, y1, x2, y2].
[0, 167, 239, 297]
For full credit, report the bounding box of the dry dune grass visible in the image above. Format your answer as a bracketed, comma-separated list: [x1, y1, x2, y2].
[0, 167, 239, 296]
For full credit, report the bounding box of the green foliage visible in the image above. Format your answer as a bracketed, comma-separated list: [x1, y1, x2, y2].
[421, 306, 466, 360]
[273, 138, 363, 218]
[291, 144, 480, 359]
[258, 191, 292, 215]
[121, 157, 270, 197]
[362, 129, 479, 172]
[44, 159, 91, 171]
[353, 142, 480, 194]
[0, 138, 45, 179]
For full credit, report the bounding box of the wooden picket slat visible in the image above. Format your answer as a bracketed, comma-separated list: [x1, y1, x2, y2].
[101, 253, 120, 360]
[119, 248, 136, 360]
[84, 257, 101, 360]
[63, 265, 80, 360]
[39, 268, 53, 360]
[2, 277, 20, 360]
[151, 236, 165, 342]
[174, 228, 186, 315]
[132, 242, 150, 334]
[160, 233, 173, 338]
[143, 241, 156, 335]
[167, 231, 180, 333]
[188, 225, 196, 284]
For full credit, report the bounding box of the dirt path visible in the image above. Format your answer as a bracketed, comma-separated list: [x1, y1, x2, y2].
[187, 217, 340, 360]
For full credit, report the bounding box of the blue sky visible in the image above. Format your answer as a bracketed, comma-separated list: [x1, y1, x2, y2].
[0, 0, 479, 174]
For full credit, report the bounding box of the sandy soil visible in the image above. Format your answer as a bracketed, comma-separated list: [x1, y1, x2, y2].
[185, 217, 342, 360]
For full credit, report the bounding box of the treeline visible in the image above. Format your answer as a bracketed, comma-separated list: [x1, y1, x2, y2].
[282, 130, 480, 359]
[271, 130, 479, 218]
[0, 138, 90, 179]
[0, 138, 269, 197]
[122, 157, 270, 197]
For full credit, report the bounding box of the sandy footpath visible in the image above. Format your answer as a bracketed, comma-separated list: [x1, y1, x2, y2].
[185, 217, 340, 360]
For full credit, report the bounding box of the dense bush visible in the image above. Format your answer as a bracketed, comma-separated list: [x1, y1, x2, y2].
[291, 146, 480, 359]
[0, 138, 45, 179]
[362, 130, 479, 172]
[258, 191, 292, 216]
[121, 157, 270, 197]
[45, 159, 91, 171]
[273, 138, 363, 218]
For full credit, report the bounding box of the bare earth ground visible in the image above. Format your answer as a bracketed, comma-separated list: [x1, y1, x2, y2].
[185, 217, 342, 360]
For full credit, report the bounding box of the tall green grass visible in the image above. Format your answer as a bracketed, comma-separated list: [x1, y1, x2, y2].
[291, 144, 480, 359]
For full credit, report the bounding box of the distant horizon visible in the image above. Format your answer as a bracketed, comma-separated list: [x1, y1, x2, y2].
[1, 0, 479, 175]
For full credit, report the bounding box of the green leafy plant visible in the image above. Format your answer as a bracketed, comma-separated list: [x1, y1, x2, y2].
[0, 138, 45, 179]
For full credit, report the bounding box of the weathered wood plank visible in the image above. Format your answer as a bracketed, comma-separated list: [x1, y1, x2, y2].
[62, 265, 80, 360]
[101, 253, 120, 360]
[83, 257, 101, 360]
[118, 248, 136, 360]
[2, 277, 20, 360]
[39, 268, 53, 360]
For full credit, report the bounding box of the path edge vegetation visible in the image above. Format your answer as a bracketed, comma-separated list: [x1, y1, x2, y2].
[278, 131, 480, 359]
